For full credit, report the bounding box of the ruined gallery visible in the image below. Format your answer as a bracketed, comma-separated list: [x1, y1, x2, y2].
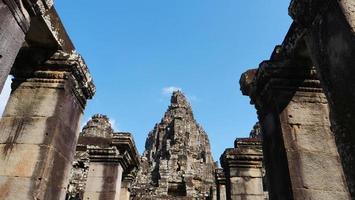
[0, 0, 354, 200]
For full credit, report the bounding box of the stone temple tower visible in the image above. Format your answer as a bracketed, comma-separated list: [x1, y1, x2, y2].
[131, 91, 216, 199]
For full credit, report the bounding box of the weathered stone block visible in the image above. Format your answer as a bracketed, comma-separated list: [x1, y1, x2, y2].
[0, 145, 71, 200]
[287, 150, 349, 193]
[284, 123, 339, 155]
[230, 177, 263, 195]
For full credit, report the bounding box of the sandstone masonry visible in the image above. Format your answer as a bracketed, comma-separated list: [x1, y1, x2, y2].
[131, 91, 216, 200]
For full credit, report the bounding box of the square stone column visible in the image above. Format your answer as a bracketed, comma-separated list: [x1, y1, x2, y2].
[240, 49, 351, 199]
[289, 1, 355, 196]
[0, 50, 95, 200]
[120, 173, 136, 200]
[0, 0, 27, 93]
[220, 138, 263, 200]
[215, 168, 227, 200]
[83, 146, 124, 200]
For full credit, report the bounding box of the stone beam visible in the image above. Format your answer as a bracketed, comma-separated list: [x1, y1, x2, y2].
[0, 50, 95, 199]
[289, 0, 355, 196]
[240, 46, 350, 199]
[220, 138, 263, 200]
[25, 6, 75, 52]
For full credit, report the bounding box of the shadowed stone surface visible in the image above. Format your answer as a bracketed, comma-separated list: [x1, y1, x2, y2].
[131, 91, 216, 200]
[240, 40, 351, 199]
[289, 1, 355, 196]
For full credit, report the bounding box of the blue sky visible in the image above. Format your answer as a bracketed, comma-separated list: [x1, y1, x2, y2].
[0, 0, 292, 163]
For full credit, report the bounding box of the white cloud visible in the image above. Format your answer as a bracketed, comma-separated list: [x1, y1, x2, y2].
[109, 118, 118, 131]
[187, 95, 198, 102]
[162, 86, 182, 95]
[0, 77, 12, 116]
[161, 86, 199, 103]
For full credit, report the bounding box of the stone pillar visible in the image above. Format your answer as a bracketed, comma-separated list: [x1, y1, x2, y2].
[0, 0, 30, 93]
[220, 138, 263, 200]
[120, 173, 135, 200]
[83, 146, 124, 200]
[215, 168, 227, 200]
[0, 50, 95, 199]
[240, 52, 351, 199]
[0, 0, 53, 93]
[289, 0, 355, 196]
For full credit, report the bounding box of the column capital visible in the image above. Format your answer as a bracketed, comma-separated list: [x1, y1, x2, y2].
[12, 50, 96, 109]
[112, 132, 140, 174]
[215, 168, 226, 185]
[86, 146, 121, 163]
[220, 138, 263, 170]
[240, 46, 322, 115]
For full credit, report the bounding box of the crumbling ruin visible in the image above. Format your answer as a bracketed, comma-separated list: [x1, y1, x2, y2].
[66, 114, 140, 200]
[131, 91, 216, 200]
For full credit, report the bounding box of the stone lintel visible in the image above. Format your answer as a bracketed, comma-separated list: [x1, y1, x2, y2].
[26, 6, 75, 51]
[12, 50, 95, 109]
